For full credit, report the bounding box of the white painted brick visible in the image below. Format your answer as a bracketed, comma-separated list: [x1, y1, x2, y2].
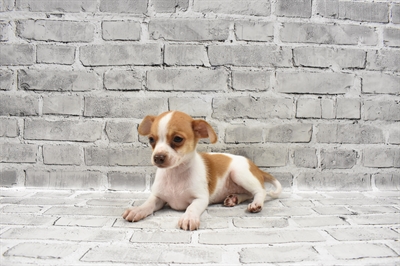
[393, 4, 400, 24]
[193, 0, 270, 16]
[37, 44, 75, 65]
[164, 44, 208, 66]
[338, 1, 389, 23]
[0, 70, 14, 90]
[0, 143, 37, 163]
[4, 242, 79, 259]
[232, 70, 270, 91]
[152, 0, 189, 13]
[383, 28, 400, 47]
[235, 21, 274, 42]
[362, 72, 400, 95]
[291, 216, 348, 227]
[99, 0, 147, 13]
[363, 148, 400, 168]
[43, 145, 81, 165]
[45, 206, 122, 216]
[225, 125, 263, 143]
[130, 230, 191, 243]
[241, 246, 319, 263]
[105, 121, 137, 143]
[104, 70, 143, 91]
[326, 243, 397, 260]
[276, 0, 311, 18]
[102, 21, 140, 41]
[321, 149, 357, 169]
[233, 217, 289, 228]
[108, 172, 146, 190]
[317, 124, 384, 144]
[169, 97, 212, 117]
[363, 100, 400, 121]
[297, 172, 371, 191]
[42, 95, 81, 115]
[326, 228, 399, 241]
[0, 118, 19, 137]
[0, 44, 35, 66]
[199, 230, 324, 244]
[293, 148, 318, 168]
[276, 72, 353, 94]
[85, 146, 152, 166]
[351, 214, 400, 225]
[16, 0, 97, 12]
[55, 217, 112, 227]
[0, 214, 56, 226]
[374, 172, 400, 190]
[367, 50, 400, 71]
[265, 123, 312, 143]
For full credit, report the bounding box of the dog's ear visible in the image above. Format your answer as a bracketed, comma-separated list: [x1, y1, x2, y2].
[138, 115, 156, 136]
[192, 119, 217, 144]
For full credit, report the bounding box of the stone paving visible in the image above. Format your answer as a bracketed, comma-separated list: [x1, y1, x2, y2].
[0, 188, 399, 265]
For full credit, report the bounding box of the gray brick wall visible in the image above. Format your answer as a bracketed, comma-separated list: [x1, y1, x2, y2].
[0, 0, 399, 191]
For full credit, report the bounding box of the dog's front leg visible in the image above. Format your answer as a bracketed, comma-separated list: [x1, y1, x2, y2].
[178, 197, 208, 231]
[123, 193, 165, 222]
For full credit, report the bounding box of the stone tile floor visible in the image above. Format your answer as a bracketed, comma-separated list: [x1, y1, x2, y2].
[0, 188, 399, 265]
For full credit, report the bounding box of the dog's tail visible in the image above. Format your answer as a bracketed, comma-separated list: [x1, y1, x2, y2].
[263, 172, 282, 198]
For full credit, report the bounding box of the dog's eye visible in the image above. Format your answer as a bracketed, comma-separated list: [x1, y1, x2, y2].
[173, 136, 183, 143]
[149, 137, 155, 144]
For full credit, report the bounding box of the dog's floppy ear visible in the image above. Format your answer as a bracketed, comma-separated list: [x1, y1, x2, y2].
[192, 119, 217, 143]
[138, 115, 156, 136]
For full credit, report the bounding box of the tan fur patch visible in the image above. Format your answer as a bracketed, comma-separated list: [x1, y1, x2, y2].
[201, 153, 233, 194]
[247, 159, 276, 188]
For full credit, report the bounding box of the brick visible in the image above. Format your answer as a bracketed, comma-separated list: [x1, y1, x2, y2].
[0, 143, 37, 163]
[268, 172, 293, 191]
[233, 217, 289, 228]
[0, 0, 13, 11]
[338, 1, 389, 23]
[291, 216, 348, 227]
[0, 169, 17, 186]
[367, 50, 400, 71]
[106, 121, 137, 143]
[280, 23, 378, 45]
[326, 243, 397, 260]
[43, 95, 81, 116]
[85, 146, 152, 166]
[84, 97, 167, 118]
[0, 22, 10, 41]
[164, 44, 208, 66]
[130, 230, 191, 243]
[317, 124, 384, 144]
[296, 98, 336, 119]
[199, 230, 324, 245]
[336, 98, 360, 119]
[16, 0, 97, 12]
[393, 4, 400, 24]
[388, 127, 400, 144]
[232, 70, 270, 91]
[363, 100, 400, 121]
[351, 214, 400, 225]
[169, 97, 212, 117]
[363, 148, 400, 168]
[362, 72, 400, 95]
[149, 19, 230, 41]
[225, 125, 263, 143]
[316, 0, 338, 18]
[108, 172, 146, 190]
[1, 227, 126, 242]
[100, 0, 147, 13]
[293, 148, 317, 168]
[235, 21, 274, 42]
[293, 47, 366, 69]
[327, 228, 399, 241]
[102, 21, 140, 41]
[25, 169, 103, 189]
[0, 44, 35, 65]
[43, 145, 81, 165]
[348, 206, 399, 215]
[0, 70, 13, 90]
[0, 94, 39, 116]
[265, 123, 312, 143]
[82, 245, 222, 264]
[297, 172, 371, 191]
[45, 206, 122, 216]
[17, 20, 94, 42]
[4, 242, 79, 259]
[213, 97, 294, 119]
[321, 149, 357, 169]
[0, 213, 56, 225]
[24, 119, 102, 142]
[313, 206, 353, 215]
[219, 146, 288, 167]
[148, 68, 228, 92]
[384, 28, 400, 47]
[240, 246, 319, 263]
[276, 72, 353, 94]
[208, 45, 292, 67]
[0, 118, 19, 137]
[104, 70, 143, 91]
[18, 70, 101, 91]
[80, 44, 162, 66]
[193, 0, 270, 16]
[276, 0, 311, 18]
[36, 44, 75, 65]
[374, 173, 400, 190]
[152, 0, 189, 12]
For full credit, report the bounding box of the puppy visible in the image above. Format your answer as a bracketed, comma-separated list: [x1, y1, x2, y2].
[123, 111, 282, 230]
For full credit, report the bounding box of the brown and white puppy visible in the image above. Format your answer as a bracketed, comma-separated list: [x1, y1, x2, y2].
[123, 111, 282, 230]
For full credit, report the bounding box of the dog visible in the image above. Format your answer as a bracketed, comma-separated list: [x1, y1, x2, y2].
[123, 111, 282, 230]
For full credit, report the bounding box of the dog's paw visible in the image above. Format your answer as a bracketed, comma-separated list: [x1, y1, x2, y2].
[247, 202, 262, 213]
[223, 194, 238, 207]
[122, 207, 148, 222]
[178, 213, 200, 231]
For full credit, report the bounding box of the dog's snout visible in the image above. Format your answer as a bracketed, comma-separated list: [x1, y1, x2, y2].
[154, 154, 166, 165]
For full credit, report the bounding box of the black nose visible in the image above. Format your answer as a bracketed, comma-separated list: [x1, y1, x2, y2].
[153, 154, 166, 165]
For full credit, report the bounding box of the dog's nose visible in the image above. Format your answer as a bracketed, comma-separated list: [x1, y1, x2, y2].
[153, 154, 166, 165]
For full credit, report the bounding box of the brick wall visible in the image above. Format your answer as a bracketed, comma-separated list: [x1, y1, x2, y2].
[0, 0, 399, 192]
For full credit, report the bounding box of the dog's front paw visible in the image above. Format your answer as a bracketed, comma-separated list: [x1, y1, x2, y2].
[122, 207, 148, 222]
[178, 213, 200, 231]
[247, 202, 262, 213]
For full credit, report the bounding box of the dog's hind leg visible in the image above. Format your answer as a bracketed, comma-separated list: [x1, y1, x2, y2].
[223, 193, 253, 207]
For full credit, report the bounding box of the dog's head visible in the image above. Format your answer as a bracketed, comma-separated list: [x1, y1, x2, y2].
[138, 111, 217, 168]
